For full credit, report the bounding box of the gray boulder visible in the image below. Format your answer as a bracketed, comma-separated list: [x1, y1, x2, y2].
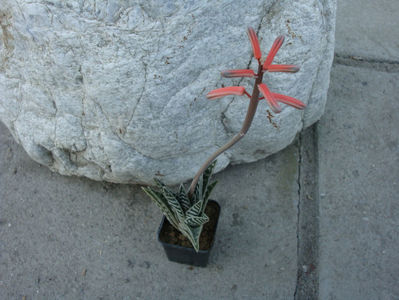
[0, 0, 336, 185]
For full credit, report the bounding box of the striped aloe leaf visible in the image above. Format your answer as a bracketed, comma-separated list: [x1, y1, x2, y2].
[142, 162, 218, 252]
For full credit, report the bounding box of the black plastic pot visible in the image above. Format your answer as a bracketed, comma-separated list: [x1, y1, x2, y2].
[157, 200, 220, 267]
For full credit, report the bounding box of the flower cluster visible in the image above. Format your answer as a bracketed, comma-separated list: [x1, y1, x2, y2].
[207, 27, 305, 114]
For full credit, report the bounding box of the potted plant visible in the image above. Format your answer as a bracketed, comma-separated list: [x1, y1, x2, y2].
[142, 27, 306, 267]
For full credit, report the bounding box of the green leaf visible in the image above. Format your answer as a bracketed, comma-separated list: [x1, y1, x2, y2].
[142, 186, 179, 229]
[153, 178, 174, 195]
[177, 184, 190, 212]
[186, 200, 203, 218]
[202, 180, 218, 214]
[205, 180, 217, 202]
[152, 178, 185, 222]
[190, 226, 203, 252]
[176, 223, 200, 252]
[197, 175, 203, 203]
[141, 186, 167, 209]
[185, 215, 209, 227]
[166, 196, 185, 222]
[202, 160, 217, 194]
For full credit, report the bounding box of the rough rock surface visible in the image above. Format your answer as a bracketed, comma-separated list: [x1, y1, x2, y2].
[0, 0, 336, 185]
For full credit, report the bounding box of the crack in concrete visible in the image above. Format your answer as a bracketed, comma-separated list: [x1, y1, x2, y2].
[334, 53, 399, 73]
[294, 125, 320, 300]
[295, 128, 303, 300]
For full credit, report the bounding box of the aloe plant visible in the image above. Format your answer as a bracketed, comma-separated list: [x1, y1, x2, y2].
[142, 161, 218, 252]
[143, 27, 306, 252]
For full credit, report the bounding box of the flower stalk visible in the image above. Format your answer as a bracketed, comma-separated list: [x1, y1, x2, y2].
[188, 28, 306, 198]
[188, 63, 264, 196]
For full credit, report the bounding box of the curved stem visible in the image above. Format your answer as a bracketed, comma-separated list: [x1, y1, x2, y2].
[188, 63, 264, 197]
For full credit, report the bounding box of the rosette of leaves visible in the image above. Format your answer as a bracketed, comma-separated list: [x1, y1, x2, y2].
[142, 161, 218, 252]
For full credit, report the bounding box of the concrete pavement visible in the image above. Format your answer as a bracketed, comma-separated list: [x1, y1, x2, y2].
[335, 0, 399, 62]
[318, 60, 399, 300]
[317, 0, 399, 299]
[0, 120, 301, 299]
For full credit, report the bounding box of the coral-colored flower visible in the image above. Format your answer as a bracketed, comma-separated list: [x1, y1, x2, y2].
[272, 93, 305, 109]
[263, 35, 285, 69]
[221, 69, 256, 78]
[258, 83, 282, 113]
[247, 27, 262, 60]
[266, 65, 299, 73]
[207, 86, 247, 100]
[207, 28, 306, 114]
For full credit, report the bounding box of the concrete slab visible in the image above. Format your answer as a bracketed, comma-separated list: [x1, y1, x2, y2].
[0, 120, 300, 299]
[335, 0, 399, 61]
[318, 63, 399, 299]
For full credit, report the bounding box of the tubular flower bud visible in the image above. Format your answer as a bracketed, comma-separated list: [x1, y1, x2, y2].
[258, 83, 281, 113]
[247, 27, 262, 60]
[206, 86, 247, 100]
[272, 93, 306, 109]
[263, 35, 285, 69]
[266, 65, 300, 73]
[221, 69, 256, 78]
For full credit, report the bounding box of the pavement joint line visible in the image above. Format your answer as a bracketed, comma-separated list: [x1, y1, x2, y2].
[294, 124, 319, 300]
[294, 128, 303, 299]
[334, 53, 399, 73]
